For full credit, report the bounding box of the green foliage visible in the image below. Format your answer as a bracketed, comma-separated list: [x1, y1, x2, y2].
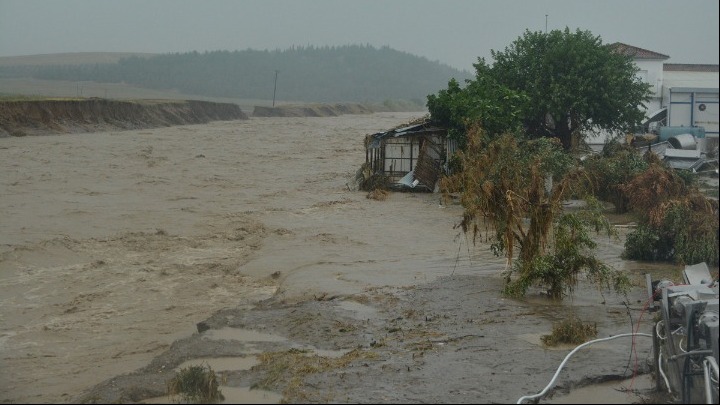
[541, 316, 598, 346]
[663, 203, 719, 265]
[622, 223, 672, 262]
[624, 206, 719, 265]
[443, 128, 627, 300]
[442, 129, 576, 266]
[581, 140, 649, 213]
[492, 28, 650, 149]
[621, 160, 719, 266]
[504, 198, 630, 299]
[426, 78, 465, 135]
[426, 63, 527, 141]
[167, 364, 224, 403]
[427, 28, 651, 149]
[674, 168, 698, 188]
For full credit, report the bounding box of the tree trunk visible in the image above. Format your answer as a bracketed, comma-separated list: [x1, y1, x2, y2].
[555, 121, 573, 150]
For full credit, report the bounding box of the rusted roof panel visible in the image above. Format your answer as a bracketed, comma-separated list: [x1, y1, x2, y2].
[609, 42, 670, 60]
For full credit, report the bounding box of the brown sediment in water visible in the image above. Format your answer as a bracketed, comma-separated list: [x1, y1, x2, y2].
[1, 111, 691, 404]
[252, 103, 373, 117]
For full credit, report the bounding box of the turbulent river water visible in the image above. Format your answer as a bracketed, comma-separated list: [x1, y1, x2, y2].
[0, 112, 694, 403]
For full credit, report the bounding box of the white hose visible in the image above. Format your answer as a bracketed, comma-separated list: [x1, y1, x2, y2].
[703, 358, 714, 404]
[658, 351, 672, 394]
[707, 356, 719, 382]
[655, 320, 666, 340]
[516, 333, 653, 404]
[654, 320, 673, 394]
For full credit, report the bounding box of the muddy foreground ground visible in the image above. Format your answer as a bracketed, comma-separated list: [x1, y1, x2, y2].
[0, 112, 683, 404]
[80, 272, 661, 404]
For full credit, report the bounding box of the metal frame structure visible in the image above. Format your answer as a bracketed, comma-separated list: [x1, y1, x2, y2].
[649, 263, 719, 404]
[365, 119, 453, 191]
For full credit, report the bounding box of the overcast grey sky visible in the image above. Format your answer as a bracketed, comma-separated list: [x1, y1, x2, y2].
[0, 0, 718, 71]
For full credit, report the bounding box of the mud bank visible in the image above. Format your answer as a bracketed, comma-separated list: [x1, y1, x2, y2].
[252, 103, 374, 117]
[0, 98, 248, 137]
[76, 274, 657, 404]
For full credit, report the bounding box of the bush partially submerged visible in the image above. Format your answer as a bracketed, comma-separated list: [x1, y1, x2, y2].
[366, 188, 389, 201]
[167, 364, 224, 403]
[541, 316, 598, 346]
[503, 199, 631, 299]
[621, 157, 719, 265]
[581, 140, 649, 214]
[443, 128, 629, 300]
[360, 173, 390, 192]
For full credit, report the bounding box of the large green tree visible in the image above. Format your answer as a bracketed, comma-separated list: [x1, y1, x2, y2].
[426, 63, 527, 146]
[428, 28, 651, 149]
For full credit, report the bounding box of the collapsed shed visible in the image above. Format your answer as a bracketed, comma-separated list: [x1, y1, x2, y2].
[363, 117, 455, 192]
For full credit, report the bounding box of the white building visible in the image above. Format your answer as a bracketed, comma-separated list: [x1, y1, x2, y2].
[663, 64, 719, 138]
[587, 43, 719, 146]
[610, 43, 670, 114]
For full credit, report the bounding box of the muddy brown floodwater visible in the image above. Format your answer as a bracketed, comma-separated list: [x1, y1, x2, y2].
[0, 112, 697, 404]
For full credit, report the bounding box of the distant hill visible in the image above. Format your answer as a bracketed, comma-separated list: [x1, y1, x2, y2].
[0, 52, 157, 67]
[0, 46, 473, 104]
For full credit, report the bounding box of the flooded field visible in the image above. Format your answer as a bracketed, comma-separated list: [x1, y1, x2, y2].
[0, 112, 694, 403]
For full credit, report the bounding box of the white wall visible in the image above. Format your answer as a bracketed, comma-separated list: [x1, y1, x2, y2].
[667, 88, 720, 136]
[635, 60, 665, 113]
[661, 70, 720, 107]
[636, 60, 664, 99]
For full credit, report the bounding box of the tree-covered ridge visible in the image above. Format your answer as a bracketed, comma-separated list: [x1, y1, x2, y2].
[0, 45, 473, 103]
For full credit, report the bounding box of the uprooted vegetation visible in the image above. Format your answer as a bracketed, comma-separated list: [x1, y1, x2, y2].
[354, 162, 392, 200]
[366, 188, 390, 201]
[252, 348, 379, 402]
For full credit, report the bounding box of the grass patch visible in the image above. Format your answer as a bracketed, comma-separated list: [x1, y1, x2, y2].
[541, 316, 598, 346]
[252, 348, 378, 402]
[700, 183, 719, 199]
[167, 364, 224, 403]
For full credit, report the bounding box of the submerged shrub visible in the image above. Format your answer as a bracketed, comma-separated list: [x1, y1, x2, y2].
[621, 164, 719, 266]
[366, 188, 389, 201]
[503, 200, 630, 299]
[541, 316, 598, 346]
[582, 140, 649, 214]
[623, 223, 671, 262]
[167, 364, 224, 403]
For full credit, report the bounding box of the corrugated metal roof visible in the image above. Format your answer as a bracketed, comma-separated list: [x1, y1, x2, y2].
[664, 63, 720, 72]
[369, 119, 445, 141]
[609, 42, 670, 60]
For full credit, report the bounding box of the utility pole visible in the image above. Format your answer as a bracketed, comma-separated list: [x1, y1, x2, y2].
[272, 70, 279, 107]
[545, 14, 548, 33]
